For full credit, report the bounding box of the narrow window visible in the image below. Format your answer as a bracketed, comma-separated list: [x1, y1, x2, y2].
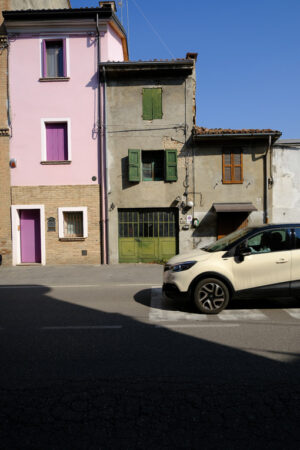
[142, 151, 164, 181]
[142, 88, 162, 120]
[46, 122, 68, 161]
[43, 39, 66, 78]
[63, 212, 83, 237]
[222, 149, 243, 183]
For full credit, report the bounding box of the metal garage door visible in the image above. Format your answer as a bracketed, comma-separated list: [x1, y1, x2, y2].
[118, 208, 178, 263]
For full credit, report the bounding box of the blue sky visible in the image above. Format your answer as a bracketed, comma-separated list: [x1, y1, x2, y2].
[71, 0, 300, 139]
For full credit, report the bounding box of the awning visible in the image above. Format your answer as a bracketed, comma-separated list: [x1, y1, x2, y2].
[213, 202, 257, 213]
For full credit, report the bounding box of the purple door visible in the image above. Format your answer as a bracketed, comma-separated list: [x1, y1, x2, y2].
[20, 210, 41, 263]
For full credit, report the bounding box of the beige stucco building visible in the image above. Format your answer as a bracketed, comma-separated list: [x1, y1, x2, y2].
[101, 56, 197, 263]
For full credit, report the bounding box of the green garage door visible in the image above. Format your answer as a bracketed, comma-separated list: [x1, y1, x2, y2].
[118, 208, 178, 263]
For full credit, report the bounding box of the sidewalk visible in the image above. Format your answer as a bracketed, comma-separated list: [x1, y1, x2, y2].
[0, 263, 163, 286]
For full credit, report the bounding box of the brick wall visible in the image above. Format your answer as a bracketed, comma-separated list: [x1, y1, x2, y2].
[11, 185, 101, 265]
[0, 2, 12, 266]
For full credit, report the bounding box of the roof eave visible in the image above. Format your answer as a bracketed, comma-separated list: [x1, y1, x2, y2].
[99, 60, 194, 79]
[192, 132, 282, 143]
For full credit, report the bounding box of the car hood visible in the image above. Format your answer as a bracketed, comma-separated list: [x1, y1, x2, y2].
[166, 248, 220, 264]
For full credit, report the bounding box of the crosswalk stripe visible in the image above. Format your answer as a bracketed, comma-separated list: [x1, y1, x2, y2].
[150, 288, 300, 323]
[218, 309, 268, 321]
[149, 287, 207, 322]
[283, 308, 300, 319]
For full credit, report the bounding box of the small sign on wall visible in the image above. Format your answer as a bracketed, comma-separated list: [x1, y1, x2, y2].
[47, 217, 56, 232]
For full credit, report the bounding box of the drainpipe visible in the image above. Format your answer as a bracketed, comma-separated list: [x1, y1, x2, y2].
[103, 65, 110, 264]
[264, 135, 272, 224]
[96, 14, 108, 264]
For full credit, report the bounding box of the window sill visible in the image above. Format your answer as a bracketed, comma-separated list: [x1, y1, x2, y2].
[39, 77, 70, 82]
[59, 237, 86, 242]
[222, 181, 244, 184]
[41, 161, 71, 165]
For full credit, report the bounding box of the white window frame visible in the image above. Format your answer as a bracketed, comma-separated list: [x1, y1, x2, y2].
[39, 36, 70, 78]
[41, 118, 72, 162]
[58, 207, 88, 238]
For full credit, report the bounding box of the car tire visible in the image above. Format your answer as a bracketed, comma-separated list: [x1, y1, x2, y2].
[194, 277, 230, 314]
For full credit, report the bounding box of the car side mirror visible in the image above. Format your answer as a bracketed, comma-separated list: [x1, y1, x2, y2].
[236, 243, 251, 261]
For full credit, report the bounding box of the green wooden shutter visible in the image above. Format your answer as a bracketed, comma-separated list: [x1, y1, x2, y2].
[165, 149, 177, 181]
[128, 149, 141, 182]
[152, 88, 162, 119]
[142, 89, 153, 120]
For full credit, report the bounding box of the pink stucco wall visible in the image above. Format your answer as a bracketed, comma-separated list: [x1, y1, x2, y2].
[9, 29, 124, 186]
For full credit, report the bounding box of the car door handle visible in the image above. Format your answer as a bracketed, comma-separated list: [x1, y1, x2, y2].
[276, 258, 288, 264]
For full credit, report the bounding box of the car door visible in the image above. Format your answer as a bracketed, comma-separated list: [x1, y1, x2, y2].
[232, 228, 291, 295]
[290, 227, 300, 297]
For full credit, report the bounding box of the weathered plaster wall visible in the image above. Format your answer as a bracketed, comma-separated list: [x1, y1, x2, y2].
[190, 141, 266, 248]
[272, 146, 300, 222]
[105, 72, 196, 262]
[10, 0, 70, 8]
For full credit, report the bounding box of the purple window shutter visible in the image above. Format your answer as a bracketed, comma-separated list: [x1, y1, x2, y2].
[42, 40, 47, 77]
[62, 39, 67, 77]
[46, 123, 68, 161]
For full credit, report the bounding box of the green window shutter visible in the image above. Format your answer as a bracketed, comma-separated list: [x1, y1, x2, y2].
[165, 149, 177, 181]
[128, 149, 141, 182]
[152, 88, 162, 119]
[142, 89, 153, 120]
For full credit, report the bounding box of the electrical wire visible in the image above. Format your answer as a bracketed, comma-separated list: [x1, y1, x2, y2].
[130, 0, 175, 59]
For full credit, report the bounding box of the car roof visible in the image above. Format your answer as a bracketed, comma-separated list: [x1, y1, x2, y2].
[248, 224, 300, 234]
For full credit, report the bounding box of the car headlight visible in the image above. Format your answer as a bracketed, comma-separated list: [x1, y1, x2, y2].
[165, 260, 197, 272]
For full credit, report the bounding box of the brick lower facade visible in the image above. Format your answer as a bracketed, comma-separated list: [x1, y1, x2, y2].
[11, 185, 101, 265]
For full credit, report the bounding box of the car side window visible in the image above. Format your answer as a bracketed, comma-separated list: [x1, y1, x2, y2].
[293, 228, 300, 249]
[247, 229, 289, 254]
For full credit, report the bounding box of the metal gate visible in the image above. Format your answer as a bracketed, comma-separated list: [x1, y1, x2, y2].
[118, 208, 178, 263]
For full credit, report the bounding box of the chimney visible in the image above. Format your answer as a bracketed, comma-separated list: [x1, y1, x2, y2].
[186, 52, 198, 61]
[99, 1, 117, 12]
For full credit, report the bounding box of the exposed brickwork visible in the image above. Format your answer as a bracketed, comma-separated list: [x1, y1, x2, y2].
[11, 185, 101, 265]
[0, 2, 12, 266]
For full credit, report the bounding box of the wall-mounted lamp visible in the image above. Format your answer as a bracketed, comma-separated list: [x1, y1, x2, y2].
[9, 158, 17, 168]
[174, 196, 181, 206]
[109, 202, 115, 211]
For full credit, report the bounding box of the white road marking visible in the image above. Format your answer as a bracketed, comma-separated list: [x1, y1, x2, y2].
[219, 309, 268, 321]
[283, 309, 300, 319]
[149, 287, 208, 322]
[40, 325, 123, 330]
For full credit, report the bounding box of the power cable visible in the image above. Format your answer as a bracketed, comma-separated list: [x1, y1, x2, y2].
[130, 0, 175, 59]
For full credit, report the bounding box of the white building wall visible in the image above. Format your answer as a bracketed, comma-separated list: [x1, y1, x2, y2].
[272, 144, 300, 222]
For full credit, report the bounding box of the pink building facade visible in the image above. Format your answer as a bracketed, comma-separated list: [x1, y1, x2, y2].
[4, 3, 127, 265]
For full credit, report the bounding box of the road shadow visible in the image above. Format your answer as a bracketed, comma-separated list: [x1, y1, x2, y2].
[134, 287, 300, 312]
[0, 284, 299, 449]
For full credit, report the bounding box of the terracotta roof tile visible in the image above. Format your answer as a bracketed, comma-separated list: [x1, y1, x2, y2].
[193, 126, 281, 136]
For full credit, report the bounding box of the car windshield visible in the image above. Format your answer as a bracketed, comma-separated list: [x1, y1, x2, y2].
[203, 227, 254, 252]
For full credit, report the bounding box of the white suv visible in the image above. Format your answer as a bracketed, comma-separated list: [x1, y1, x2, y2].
[163, 224, 300, 314]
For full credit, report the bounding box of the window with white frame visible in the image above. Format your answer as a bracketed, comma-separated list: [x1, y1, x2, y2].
[58, 207, 88, 239]
[41, 119, 71, 163]
[41, 39, 67, 78]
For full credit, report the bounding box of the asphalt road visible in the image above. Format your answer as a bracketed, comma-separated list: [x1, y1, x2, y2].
[0, 264, 299, 449]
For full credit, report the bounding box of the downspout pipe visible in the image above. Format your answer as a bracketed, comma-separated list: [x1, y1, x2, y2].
[264, 135, 272, 224]
[97, 13, 108, 264]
